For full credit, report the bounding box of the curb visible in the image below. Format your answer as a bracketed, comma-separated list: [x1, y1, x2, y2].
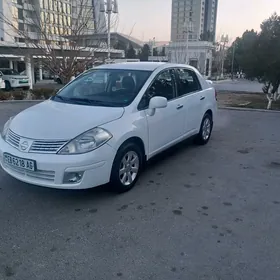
[218, 106, 280, 113]
[0, 100, 43, 103]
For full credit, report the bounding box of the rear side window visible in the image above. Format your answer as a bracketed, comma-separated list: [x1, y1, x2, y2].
[175, 68, 202, 96]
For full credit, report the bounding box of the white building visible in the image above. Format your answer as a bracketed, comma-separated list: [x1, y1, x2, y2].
[167, 41, 214, 77]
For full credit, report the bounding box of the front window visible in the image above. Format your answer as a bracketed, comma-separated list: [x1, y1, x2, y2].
[52, 69, 152, 107]
[1, 69, 20, 75]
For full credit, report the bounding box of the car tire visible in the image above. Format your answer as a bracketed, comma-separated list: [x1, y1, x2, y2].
[5, 81, 11, 91]
[195, 113, 213, 145]
[57, 78, 62, 84]
[110, 142, 143, 193]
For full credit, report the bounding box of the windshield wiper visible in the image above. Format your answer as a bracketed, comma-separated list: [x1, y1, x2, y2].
[68, 98, 120, 107]
[53, 95, 66, 101]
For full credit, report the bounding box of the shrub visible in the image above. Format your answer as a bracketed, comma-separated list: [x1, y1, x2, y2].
[31, 88, 56, 100]
[12, 90, 26, 100]
[0, 91, 9, 101]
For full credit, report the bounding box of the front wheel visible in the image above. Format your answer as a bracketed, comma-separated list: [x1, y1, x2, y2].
[195, 113, 213, 145]
[5, 81, 12, 91]
[110, 142, 143, 193]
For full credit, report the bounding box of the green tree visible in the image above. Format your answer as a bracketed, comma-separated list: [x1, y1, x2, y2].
[138, 44, 150, 61]
[160, 46, 166, 56]
[126, 43, 136, 59]
[224, 30, 258, 76]
[153, 48, 159, 56]
[256, 13, 280, 108]
[224, 13, 280, 109]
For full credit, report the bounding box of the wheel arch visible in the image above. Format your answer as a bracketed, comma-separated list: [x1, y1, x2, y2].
[205, 109, 213, 120]
[116, 136, 147, 162]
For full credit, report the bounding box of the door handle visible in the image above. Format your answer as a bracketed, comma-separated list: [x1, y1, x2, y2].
[176, 104, 184, 110]
[200, 96, 205, 100]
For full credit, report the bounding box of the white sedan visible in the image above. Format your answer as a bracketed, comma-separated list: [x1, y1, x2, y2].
[0, 62, 217, 193]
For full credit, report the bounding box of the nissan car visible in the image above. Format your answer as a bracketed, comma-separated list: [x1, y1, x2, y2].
[0, 62, 217, 193]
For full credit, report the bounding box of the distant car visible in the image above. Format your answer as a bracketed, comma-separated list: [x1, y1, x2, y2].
[0, 62, 217, 193]
[54, 75, 62, 84]
[0, 68, 30, 91]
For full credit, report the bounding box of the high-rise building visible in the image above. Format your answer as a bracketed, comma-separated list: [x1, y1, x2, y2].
[171, 0, 218, 42]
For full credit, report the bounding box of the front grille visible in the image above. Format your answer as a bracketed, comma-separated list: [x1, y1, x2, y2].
[6, 129, 20, 148]
[30, 140, 68, 154]
[4, 164, 55, 182]
[6, 129, 68, 154]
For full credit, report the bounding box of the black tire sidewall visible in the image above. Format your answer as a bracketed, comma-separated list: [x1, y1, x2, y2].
[5, 81, 11, 91]
[197, 113, 213, 145]
[110, 142, 143, 193]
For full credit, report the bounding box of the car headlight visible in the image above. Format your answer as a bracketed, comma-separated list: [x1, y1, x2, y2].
[1, 117, 14, 140]
[58, 127, 112, 155]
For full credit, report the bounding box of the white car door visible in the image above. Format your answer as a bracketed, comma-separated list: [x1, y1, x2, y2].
[174, 68, 204, 135]
[138, 69, 186, 156]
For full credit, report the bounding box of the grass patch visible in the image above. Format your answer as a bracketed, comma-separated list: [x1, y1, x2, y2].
[217, 92, 280, 111]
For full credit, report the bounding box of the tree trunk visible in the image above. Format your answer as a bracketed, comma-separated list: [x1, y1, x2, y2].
[266, 94, 273, 110]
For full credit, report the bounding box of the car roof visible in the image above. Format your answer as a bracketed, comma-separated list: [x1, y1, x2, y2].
[95, 62, 198, 72]
[96, 62, 166, 71]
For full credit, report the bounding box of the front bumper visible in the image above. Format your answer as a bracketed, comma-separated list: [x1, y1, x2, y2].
[0, 136, 116, 189]
[11, 80, 30, 88]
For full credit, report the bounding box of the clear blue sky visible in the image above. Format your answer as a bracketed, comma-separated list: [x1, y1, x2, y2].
[116, 0, 280, 42]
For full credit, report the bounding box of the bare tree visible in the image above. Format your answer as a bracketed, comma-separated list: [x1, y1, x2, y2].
[0, 0, 118, 83]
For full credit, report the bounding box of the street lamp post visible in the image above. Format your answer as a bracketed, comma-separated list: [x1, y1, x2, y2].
[220, 34, 229, 79]
[100, 0, 118, 62]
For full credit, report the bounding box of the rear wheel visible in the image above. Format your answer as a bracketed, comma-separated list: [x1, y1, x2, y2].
[110, 142, 143, 193]
[195, 113, 213, 145]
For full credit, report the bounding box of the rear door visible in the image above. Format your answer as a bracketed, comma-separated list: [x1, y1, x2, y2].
[174, 68, 204, 134]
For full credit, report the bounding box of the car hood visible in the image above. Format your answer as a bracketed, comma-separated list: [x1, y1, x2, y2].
[10, 100, 124, 140]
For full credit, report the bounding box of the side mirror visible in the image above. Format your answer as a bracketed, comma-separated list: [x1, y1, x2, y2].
[147, 96, 167, 116]
[206, 79, 213, 85]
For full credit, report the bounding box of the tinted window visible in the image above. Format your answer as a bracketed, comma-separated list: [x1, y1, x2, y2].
[138, 69, 175, 109]
[175, 68, 201, 96]
[1, 69, 19, 75]
[52, 69, 151, 107]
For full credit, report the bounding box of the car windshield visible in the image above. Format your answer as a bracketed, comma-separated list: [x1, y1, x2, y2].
[52, 69, 152, 107]
[1, 69, 20, 75]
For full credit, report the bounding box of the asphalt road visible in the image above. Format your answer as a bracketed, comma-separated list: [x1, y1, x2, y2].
[1, 103, 280, 280]
[213, 79, 263, 93]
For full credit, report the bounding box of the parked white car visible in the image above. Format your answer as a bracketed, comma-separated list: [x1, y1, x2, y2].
[0, 62, 217, 192]
[0, 76, 5, 89]
[0, 68, 30, 90]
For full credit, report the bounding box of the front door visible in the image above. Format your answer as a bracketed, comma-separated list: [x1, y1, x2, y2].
[139, 69, 186, 156]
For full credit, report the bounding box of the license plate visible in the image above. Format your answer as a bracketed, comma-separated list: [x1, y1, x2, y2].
[19, 80, 28, 84]
[3, 153, 36, 171]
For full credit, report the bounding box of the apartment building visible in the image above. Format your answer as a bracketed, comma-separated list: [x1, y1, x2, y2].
[171, 0, 218, 42]
[0, 0, 103, 42]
